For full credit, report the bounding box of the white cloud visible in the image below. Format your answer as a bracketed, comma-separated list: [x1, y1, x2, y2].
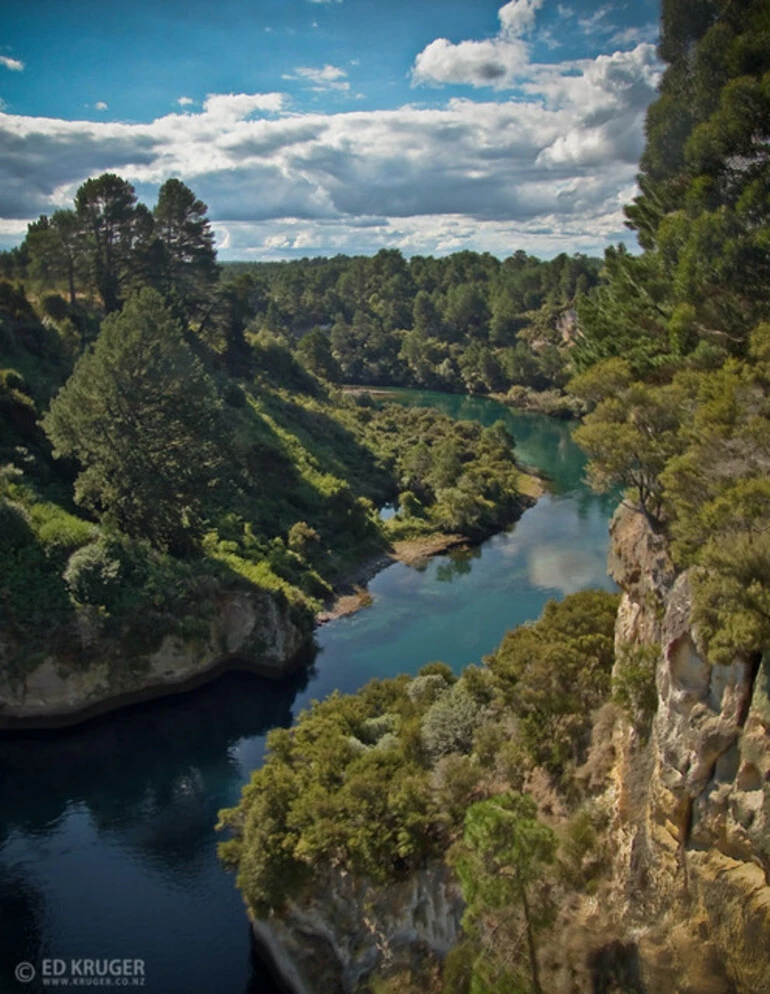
[578, 5, 613, 35]
[201, 91, 286, 118]
[499, 0, 544, 38]
[411, 0, 541, 90]
[177, 96, 195, 107]
[0, 22, 660, 260]
[307, 0, 342, 4]
[95, 101, 108, 111]
[283, 64, 350, 92]
[610, 24, 658, 47]
[0, 55, 24, 71]
[412, 37, 530, 89]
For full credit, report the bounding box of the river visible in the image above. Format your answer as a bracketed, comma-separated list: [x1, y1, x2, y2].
[0, 392, 617, 994]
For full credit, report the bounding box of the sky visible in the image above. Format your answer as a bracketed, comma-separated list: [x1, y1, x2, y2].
[0, 0, 662, 261]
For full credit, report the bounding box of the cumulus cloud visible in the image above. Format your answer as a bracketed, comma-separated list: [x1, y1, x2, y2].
[202, 91, 286, 118]
[412, 37, 530, 90]
[0, 55, 24, 71]
[412, 1, 544, 90]
[498, 0, 544, 38]
[95, 101, 108, 111]
[283, 64, 350, 92]
[0, 1, 660, 262]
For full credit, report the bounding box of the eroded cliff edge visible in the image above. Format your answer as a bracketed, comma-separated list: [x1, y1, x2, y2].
[0, 586, 312, 728]
[587, 503, 770, 994]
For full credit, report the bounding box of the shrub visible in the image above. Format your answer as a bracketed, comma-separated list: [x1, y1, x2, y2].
[407, 674, 450, 707]
[421, 681, 484, 760]
[63, 541, 123, 607]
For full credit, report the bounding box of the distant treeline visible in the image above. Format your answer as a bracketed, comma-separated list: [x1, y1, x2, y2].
[221, 250, 602, 395]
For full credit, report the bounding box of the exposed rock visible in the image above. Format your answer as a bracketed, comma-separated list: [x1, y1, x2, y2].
[252, 865, 463, 994]
[597, 503, 770, 993]
[0, 587, 311, 727]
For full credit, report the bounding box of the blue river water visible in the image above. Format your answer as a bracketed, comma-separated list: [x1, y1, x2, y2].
[0, 392, 616, 994]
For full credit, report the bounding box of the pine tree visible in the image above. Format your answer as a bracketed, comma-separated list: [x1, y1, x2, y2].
[43, 288, 225, 551]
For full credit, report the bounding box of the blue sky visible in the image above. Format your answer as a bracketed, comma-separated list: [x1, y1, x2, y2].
[0, 0, 662, 259]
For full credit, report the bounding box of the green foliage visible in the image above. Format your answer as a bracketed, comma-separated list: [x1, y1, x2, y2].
[75, 173, 152, 313]
[345, 402, 527, 539]
[612, 643, 660, 737]
[421, 682, 485, 761]
[63, 540, 123, 607]
[153, 178, 218, 326]
[574, 381, 687, 523]
[567, 357, 633, 411]
[449, 793, 557, 994]
[220, 588, 619, 958]
[217, 678, 450, 916]
[43, 288, 225, 551]
[486, 591, 619, 777]
[577, 0, 770, 373]
[556, 803, 608, 893]
[221, 249, 601, 397]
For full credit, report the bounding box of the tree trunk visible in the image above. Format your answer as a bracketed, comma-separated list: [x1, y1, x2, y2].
[520, 884, 543, 994]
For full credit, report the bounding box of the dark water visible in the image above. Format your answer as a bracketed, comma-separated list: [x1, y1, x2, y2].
[0, 393, 616, 994]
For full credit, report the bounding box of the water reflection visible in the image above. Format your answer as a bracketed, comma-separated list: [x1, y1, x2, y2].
[0, 667, 312, 994]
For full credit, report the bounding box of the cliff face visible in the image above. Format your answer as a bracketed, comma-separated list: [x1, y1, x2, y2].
[0, 587, 311, 727]
[602, 504, 770, 994]
[253, 864, 463, 994]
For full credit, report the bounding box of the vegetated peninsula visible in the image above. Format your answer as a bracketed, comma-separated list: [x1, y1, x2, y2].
[218, 1, 770, 992]
[0, 176, 552, 725]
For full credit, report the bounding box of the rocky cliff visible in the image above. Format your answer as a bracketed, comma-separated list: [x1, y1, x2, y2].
[252, 864, 463, 994]
[0, 586, 312, 727]
[592, 503, 770, 994]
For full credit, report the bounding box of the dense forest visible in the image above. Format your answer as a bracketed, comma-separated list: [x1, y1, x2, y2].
[219, 0, 770, 991]
[219, 249, 600, 406]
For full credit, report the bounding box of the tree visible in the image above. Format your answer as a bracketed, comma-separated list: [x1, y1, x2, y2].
[296, 328, 341, 382]
[26, 210, 84, 307]
[574, 381, 686, 524]
[74, 173, 150, 312]
[449, 793, 557, 994]
[43, 288, 225, 551]
[153, 178, 218, 325]
[578, 0, 770, 367]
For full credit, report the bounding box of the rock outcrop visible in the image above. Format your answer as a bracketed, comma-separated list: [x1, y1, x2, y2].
[599, 503, 770, 994]
[252, 865, 463, 994]
[0, 587, 312, 727]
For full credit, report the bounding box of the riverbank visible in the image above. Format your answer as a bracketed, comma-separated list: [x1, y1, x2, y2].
[317, 469, 544, 625]
[315, 532, 471, 624]
[342, 384, 582, 420]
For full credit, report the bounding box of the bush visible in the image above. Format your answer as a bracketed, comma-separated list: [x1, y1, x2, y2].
[63, 541, 123, 607]
[613, 642, 659, 737]
[407, 673, 450, 707]
[0, 499, 32, 554]
[421, 681, 484, 760]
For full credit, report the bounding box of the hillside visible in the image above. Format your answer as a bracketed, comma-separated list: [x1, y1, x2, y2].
[0, 192, 542, 722]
